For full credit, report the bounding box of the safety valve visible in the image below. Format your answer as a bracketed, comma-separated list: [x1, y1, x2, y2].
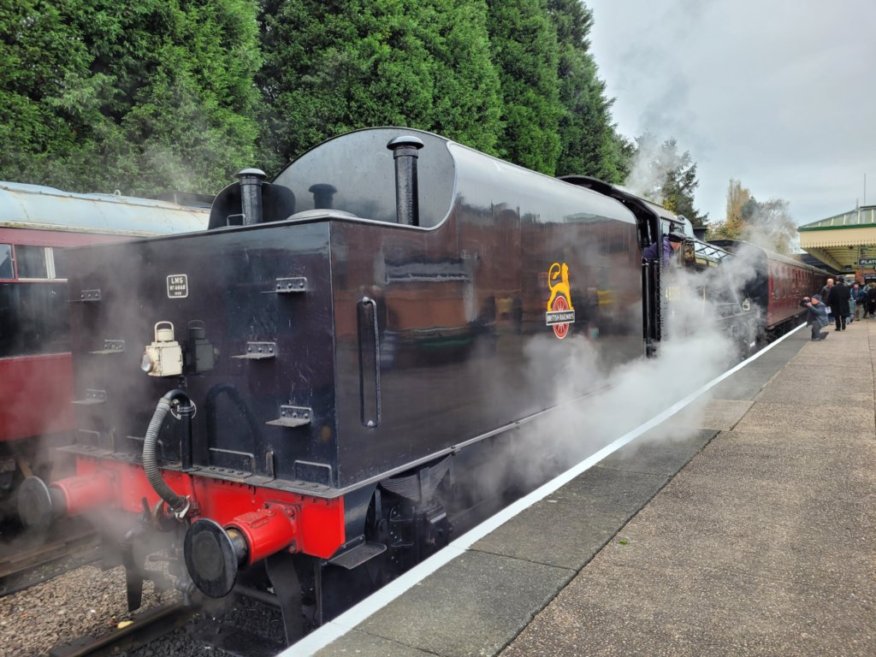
[141, 321, 183, 377]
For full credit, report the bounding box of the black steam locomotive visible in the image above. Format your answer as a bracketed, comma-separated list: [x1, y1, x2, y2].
[19, 128, 753, 641]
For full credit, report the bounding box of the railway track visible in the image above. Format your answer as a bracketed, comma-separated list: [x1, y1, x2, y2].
[0, 523, 101, 597]
[47, 603, 194, 657]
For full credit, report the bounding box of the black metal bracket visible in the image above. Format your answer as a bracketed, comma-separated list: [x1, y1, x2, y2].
[266, 405, 312, 428]
[90, 339, 126, 355]
[231, 342, 277, 360]
[72, 289, 101, 303]
[72, 389, 107, 406]
[273, 277, 308, 294]
[328, 541, 387, 570]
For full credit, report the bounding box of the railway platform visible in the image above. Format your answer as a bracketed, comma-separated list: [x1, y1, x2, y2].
[296, 322, 875, 657]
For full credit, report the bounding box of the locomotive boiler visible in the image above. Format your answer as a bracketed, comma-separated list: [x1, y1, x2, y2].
[20, 128, 703, 641]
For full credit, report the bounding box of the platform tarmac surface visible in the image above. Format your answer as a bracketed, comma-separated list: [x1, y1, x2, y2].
[312, 324, 875, 657]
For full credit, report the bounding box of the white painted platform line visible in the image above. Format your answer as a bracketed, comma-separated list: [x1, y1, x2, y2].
[282, 324, 805, 656]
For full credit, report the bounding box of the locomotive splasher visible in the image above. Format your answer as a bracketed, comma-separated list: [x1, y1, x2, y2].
[22, 128, 668, 642]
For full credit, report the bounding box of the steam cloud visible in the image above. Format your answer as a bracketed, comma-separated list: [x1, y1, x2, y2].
[478, 247, 767, 497]
[623, 133, 689, 205]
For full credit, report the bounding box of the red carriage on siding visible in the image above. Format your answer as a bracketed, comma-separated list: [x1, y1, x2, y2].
[0, 182, 208, 510]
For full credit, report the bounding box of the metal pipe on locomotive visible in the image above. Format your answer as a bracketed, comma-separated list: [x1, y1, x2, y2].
[17, 128, 809, 642]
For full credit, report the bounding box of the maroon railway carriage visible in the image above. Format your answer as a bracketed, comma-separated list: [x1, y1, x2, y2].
[0, 182, 207, 505]
[711, 239, 828, 334]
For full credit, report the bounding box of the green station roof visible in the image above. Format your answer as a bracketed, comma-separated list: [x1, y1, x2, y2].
[799, 205, 876, 231]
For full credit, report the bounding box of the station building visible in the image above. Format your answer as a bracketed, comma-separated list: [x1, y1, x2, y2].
[798, 205, 876, 282]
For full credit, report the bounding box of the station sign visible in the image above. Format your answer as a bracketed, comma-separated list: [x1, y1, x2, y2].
[859, 258, 876, 267]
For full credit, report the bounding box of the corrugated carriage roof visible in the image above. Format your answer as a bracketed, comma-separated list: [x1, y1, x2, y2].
[0, 181, 209, 236]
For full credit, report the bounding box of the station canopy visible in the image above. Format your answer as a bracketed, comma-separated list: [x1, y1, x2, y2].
[798, 205, 876, 275]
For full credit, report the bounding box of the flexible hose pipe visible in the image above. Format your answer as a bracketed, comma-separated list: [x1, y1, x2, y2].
[143, 391, 191, 515]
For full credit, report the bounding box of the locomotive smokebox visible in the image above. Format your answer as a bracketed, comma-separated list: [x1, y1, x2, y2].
[387, 135, 424, 226]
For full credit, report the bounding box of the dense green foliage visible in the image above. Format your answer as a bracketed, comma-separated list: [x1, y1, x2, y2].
[257, 0, 502, 172]
[548, 0, 630, 182]
[0, 1, 646, 195]
[0, 0, 261, 194]
[485, 0, 562, 174]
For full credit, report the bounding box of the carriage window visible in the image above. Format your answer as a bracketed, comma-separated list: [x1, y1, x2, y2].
[0, 245, 11, 279]
[0, 282, 69, 357]
[16, 245, 48, 279]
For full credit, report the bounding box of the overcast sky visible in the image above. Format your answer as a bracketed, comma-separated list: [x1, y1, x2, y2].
[584, 0, 876, 225]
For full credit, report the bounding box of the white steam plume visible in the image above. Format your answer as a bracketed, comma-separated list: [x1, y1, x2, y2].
[476, 248, 765, 496]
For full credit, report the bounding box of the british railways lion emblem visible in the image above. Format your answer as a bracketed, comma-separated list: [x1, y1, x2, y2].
[545, 262, 576, 339]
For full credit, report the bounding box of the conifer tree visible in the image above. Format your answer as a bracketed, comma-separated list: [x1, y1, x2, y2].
[547, 0, 631, 182]
[257, 0, 503, 172]
[628, 135, 707, 227]
[486, 0, 563, 174]
[0, 0, 261, 195]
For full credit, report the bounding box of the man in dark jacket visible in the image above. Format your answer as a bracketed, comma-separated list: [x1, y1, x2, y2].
[642, 232, 684, 266]
[820, 277, 834, 302]
[829, 278, 851, 331]
[802, 295, 830, 340]
[868, 284, 876, 317]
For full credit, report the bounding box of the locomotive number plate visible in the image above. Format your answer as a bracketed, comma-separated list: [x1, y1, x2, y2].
[167, 274, 189, 299]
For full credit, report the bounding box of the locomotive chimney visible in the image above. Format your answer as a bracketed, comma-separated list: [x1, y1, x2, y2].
[387, 135, 424, 226]
[238, 168, 267, 225]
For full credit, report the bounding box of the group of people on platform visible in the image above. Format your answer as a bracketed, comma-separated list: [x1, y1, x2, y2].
[802, 277, 876, 341]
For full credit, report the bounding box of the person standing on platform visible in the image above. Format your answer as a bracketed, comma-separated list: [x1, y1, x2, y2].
[849, 281, 858, 324]
[820, 277, 834, 302]
[802, 295, 829, 341]
[829, 278, 851, 331]
[855, 283, 868, 319]
[868, 283, 876, 318]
